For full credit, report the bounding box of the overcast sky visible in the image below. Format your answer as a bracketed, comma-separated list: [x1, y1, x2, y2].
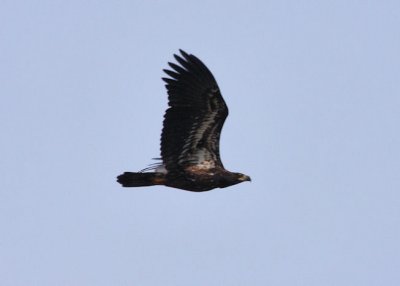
[1, 1, 399, 285]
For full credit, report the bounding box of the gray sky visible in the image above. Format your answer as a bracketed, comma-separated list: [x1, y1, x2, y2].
[1, 1, 399, 285]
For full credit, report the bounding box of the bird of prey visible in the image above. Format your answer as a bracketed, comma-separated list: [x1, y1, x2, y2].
[117, 50, 251, 192]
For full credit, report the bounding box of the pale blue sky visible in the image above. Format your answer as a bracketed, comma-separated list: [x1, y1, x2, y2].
[1, 1, 399, 285]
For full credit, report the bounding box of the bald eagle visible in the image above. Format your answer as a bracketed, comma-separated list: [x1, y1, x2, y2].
[117, 50, 251, 192]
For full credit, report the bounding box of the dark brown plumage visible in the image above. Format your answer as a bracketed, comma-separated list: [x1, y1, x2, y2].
[117, 50, 251, 192]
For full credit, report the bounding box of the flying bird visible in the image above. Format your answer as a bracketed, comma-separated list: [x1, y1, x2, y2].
[117, 50, 251, 192]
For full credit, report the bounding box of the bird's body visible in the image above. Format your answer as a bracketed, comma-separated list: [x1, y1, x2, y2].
[119, 167, 248, 192]
[117, 50, 250, 192]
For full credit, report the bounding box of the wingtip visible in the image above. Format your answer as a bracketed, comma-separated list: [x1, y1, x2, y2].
[162, 77, 176, 84]
[179, 49, 188, 56]
[173, 53, 183, 62]
[179, 49, 191, 61]
[163, 69, 179, 79]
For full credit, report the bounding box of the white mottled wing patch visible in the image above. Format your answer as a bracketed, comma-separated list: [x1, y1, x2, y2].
[178, 93, 219, 168]
[156, 165, 168, 174]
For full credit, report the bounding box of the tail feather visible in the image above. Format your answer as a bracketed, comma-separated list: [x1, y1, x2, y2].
[117, 172, 165, 188]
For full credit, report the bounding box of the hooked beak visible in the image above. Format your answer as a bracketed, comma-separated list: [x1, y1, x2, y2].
[240, 175, 251, 182]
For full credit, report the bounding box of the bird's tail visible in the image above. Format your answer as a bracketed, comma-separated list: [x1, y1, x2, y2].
[117, 172, 165, 188]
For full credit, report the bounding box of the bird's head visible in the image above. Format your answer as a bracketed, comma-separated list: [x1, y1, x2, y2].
[237, 173, 251, 182]
[217, 172, 251, 189]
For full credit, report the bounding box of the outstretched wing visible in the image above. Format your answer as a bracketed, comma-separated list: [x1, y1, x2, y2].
[161, 50, 228, 172]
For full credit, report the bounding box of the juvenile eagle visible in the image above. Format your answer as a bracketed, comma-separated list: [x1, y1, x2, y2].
[117, 50, 251, 192]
